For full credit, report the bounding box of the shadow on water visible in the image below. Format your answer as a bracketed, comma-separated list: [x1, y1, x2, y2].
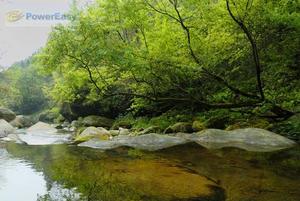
[1, 142, 300, 201]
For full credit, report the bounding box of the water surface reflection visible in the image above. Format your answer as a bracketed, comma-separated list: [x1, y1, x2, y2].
[0, 142, 299, 201]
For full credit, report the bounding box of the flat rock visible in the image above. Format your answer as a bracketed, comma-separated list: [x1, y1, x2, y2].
[191, 128, 296, 152]
[122, 134, 188, 151]
[78, 138, 121, 150]
[79, 134, 188, 151]
[13, 121, 71, 145]
[17, 133, 72, 145]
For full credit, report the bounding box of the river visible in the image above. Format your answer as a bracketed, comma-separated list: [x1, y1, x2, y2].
[0, 142, 299, 201]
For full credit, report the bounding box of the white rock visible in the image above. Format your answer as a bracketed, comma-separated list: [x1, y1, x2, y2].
[78, 134, 188, 151]
[27, 122, 57, 133]
[191, 128, 296, 152]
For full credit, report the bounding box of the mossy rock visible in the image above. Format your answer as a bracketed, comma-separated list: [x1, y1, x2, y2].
[164, 122, 194, 134]
[205, 116, 230, 129]
[111, 120, 133, 130]
[250, 119, 272, 129]
[271, 113, 300, 141]
[75, 127, 87, 136]
[226, 119, 271, 131]
[137, 126, 162, 135]
[192, 121, 206, 132]
[75, 134, 110, 143]
[71, 120, 83, 128]
[74, 127, 111, 143]
[0, 107, 16, 122]
[38, 109, 60, 123]
[10, 115, 35, 128]
[54, 114, 66, 124]
[82, 116, 114, 128]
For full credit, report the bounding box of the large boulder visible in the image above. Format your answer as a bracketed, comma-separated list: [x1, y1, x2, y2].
[121, 134, 188, 151]
[82, 115, 114, 128]
[18, 122, 71, 145]
[75, 127, 111, 142]
[0, 119, 16, 138]
[78, 128, 296, 152]
[0, 107, 16, 122]
[78, 138, 121, 150]
[60, 102, 77, 122]
[10, 115, 34, 128]
[190, 128, 296, 152]
[79, 134, 188, 151]
[164, 122, 194, 134]
[38, 109, 62, 123]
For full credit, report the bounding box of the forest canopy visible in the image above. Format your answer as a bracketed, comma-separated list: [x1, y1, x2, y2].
[35, 0, 299, 117]
[0, 58, 49, 115]
[1, 0, 299, 122]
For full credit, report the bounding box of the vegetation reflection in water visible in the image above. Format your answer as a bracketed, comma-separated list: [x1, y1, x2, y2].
[4, 143, 224, 201]
[3, 142, 300, 201]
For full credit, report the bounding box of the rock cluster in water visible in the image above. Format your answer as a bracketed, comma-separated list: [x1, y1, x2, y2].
[0, 110, 297, 152]
[17, 122, 72, 145]
[79, 133, 189, 151]
[77, 127, 296, 152]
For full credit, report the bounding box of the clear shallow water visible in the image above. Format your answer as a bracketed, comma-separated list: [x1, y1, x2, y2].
[0, 142, 299, 201]
[0, 155, 46, 201]
[0, 145, 79, 201]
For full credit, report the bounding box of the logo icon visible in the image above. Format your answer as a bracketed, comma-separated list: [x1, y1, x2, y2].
[5, 10, 24, 22]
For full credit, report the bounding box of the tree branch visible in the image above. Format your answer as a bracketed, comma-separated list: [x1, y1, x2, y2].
[146, 0, 261, 100]
[226, 0, 265, 100]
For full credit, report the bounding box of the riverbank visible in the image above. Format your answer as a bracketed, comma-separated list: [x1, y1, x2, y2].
[0, 107, 299, 152]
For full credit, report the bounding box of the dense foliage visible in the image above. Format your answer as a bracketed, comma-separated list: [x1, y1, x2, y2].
[0, 58, 49, 115]
[0, 0, 299, 129]
[36, 0, 299, 119]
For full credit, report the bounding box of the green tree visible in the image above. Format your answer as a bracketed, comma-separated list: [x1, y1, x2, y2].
[36, 0, 300, 118]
